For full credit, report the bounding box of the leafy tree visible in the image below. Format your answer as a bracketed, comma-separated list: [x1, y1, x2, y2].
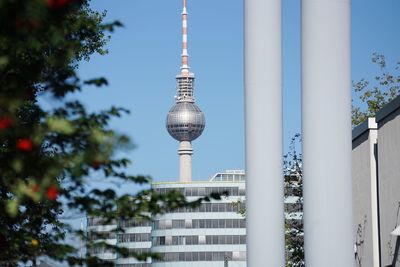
[0, 1, 216, 266]
[352, 53, 400, 126]
[283, 134, 304, 267]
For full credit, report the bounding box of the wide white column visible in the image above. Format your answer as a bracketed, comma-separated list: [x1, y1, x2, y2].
[178, 141, 193, 182]
[301, 0, 353, 266]
[244, 0, 285, 266]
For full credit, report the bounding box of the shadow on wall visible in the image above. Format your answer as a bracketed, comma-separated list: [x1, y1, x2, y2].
[355, 215, 367, 267]
[386, 202, 400, 267]
[390, 236, 400, 267]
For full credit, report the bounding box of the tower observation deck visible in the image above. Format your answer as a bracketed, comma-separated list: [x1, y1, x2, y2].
[166, 0, 205, 182]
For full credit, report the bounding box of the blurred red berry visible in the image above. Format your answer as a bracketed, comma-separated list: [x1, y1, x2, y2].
[91, 161, 102, 170]
[17, 139, 33, 151]
[32, 184, 40, 193]
[46, 186, 58, 201]
[47, 0, 73, 9]
[0, 117, 12, 130]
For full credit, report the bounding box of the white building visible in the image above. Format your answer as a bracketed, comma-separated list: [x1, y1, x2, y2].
[150, 170, 246, 267]
[87, 170, 247, 267]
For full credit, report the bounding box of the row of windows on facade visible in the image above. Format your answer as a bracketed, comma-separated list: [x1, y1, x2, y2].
[153, 218, 246, 230]
[88, 217, 151, 227]
[155, 186, 245, 197]
[163, 202, 245, 213]
[89, 203, 245, 229]
[212, 173, 246, 182]
[89, 219, 246, 242]
[116, 264, 150, 267]
[153, 235, 246, 246]
[88, 232, 116, 241]
[88, 247, 150, 256]
[153, 251, 246, 262]
[117, 233, 152, 243]
[89, 203, 297, 229]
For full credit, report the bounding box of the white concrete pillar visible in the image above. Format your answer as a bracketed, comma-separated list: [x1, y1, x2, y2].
[244, 0, 285, 266]
[301, 0, 353, 266]
[178, 141, 193, 182]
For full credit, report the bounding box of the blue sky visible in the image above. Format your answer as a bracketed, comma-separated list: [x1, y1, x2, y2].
[76, 0, 400, 183]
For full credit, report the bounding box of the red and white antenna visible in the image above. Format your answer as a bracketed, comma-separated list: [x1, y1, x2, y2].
[181, 0, 190, 75]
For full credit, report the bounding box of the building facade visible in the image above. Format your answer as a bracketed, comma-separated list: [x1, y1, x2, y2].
[151, 170, 246, 267]
[352, 95, 400, 267]
[87, 170, 246, 267]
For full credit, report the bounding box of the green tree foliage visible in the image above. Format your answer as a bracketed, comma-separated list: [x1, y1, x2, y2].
[352, 53, 400, 126]
[283, 134, 304, 267]
[0, 1, 218, 266]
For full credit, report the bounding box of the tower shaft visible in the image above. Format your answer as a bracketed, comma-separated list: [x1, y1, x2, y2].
[178, 141, 193, 182]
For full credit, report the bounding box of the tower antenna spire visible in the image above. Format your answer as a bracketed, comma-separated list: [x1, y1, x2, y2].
[181, 0, 189, 75]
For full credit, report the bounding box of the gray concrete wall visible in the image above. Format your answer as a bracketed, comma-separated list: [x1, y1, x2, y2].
[352, 96, 400, 267]
[377, 108, 400, 267]
[352, 130, 374, 267]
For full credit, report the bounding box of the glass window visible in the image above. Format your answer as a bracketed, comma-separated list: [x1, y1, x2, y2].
[212, 252, 220, 261]
[165, 220, 172, 229]
[199, 220, 205, 228]
[192, 187, 199, 196]
[199, 204, 205, 212]
[192, 252, 198, 261]
[212, 235, 218, 244]
[198, 187, 205, 196]
[218, 203, 225, 212]
[179, 252, 185, 261]
[206, 252, 212, 261]
[239, 188, 246, 196]
[185, 219, 192, 228]
[227, 203, 233, 212]
[185, 252, 191, 261]
[233, 251, 240, 260]
[199, 235, 206, 245]
[205, 203, 212, 212]
[232, 187, 239, 196]
[199, 252, 206, 261]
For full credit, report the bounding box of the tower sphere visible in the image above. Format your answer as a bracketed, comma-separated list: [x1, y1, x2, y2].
[166, 102, 205, 142]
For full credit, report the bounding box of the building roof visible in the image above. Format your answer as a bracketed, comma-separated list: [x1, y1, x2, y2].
[376, 95, 400, 123]
[352, 95, 400, 141]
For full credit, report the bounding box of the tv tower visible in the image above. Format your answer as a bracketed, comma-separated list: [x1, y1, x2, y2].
[166, 0, 205, 182]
